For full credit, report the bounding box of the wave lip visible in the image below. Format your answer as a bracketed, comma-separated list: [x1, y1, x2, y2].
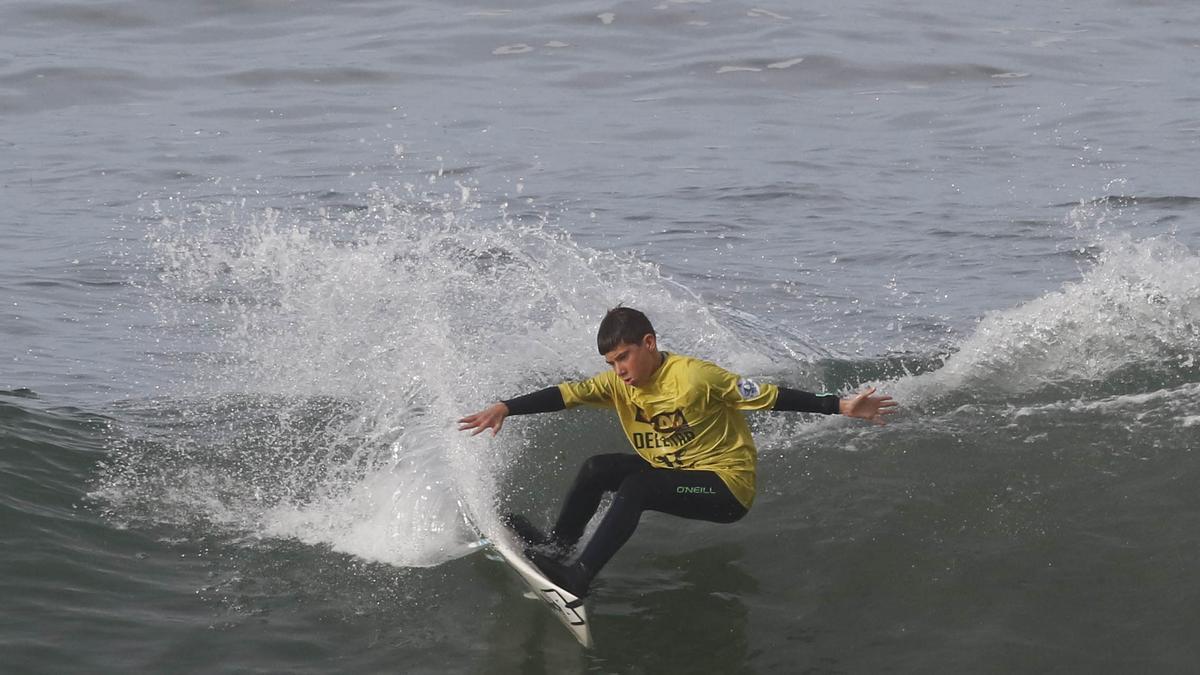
[890, 234, 1200, 407]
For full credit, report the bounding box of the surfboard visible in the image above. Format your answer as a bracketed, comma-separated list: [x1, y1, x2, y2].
[461, 508, 593, 648]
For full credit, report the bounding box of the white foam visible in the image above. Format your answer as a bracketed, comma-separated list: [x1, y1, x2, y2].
[1011, 381, 1200, 418]
[889, 233, 1200, 405]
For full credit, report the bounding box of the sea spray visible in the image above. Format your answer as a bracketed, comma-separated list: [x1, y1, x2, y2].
[99, 181, 823, 567]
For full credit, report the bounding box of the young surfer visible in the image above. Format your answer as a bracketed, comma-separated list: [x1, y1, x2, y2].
[458, 306, 896, 597]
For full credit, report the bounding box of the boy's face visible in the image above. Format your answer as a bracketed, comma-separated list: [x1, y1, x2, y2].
[603, 334, 661, 388]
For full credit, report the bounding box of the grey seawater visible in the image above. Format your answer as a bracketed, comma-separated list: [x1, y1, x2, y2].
[3, 0, 1200, 672]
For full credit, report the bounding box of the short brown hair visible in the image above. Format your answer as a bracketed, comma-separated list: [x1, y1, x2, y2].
[596, 306, 655, 354]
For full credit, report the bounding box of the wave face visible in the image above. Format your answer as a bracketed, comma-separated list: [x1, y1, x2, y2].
[22, 184, 1200, 674]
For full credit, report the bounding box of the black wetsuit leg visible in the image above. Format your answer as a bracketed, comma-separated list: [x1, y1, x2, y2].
[552, 454, 748, 577]
[575, 466, 746, 574]
[550, 453, 648, 546]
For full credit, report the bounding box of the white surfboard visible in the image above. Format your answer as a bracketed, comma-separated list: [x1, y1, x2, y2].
[462, 509, 593, 648]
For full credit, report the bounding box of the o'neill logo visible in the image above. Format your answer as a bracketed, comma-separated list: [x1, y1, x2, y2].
[676, 486, 717, 495]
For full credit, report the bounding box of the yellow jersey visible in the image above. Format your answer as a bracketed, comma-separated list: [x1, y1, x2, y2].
[557, 352, 778, 508]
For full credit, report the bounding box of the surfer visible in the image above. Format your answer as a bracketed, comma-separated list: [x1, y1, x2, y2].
[458, 306, 896, 597]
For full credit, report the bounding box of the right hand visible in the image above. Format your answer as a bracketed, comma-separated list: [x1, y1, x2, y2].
[458, 402, 509, 436]
[838, 386, 897, 425]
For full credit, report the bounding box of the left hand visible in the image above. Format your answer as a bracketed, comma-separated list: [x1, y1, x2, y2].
[839, 386, 897, 425]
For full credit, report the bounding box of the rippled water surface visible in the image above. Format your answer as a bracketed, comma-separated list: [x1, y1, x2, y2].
[3, 0, 1200, 672]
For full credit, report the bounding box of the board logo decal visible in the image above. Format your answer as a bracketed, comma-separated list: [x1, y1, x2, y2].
[540, 588, 588, 625]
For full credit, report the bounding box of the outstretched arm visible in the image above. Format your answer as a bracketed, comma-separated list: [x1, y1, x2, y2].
[457, 386, 566, 436]
[772, 385, 897, 425]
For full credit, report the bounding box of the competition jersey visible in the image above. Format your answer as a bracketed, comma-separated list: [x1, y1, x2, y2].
[557, 352, 778, 508]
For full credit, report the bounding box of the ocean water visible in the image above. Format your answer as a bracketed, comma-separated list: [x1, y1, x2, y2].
[3, 0, 1199, 672]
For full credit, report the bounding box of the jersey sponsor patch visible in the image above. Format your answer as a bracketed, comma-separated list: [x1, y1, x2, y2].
[737, 378, 760, 399]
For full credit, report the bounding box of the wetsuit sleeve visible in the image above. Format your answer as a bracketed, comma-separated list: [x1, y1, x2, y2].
[773, 387, 841, 415]
[502, 387, 566, 415]
[558, 372, 617, 408]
